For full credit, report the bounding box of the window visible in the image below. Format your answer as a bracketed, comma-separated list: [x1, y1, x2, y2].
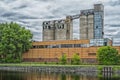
[88, 53, 96, 56]
[62, 24, 64, 29]
[57, 24, 64, 29]
[43, 26, 47, 29]
[74, 44, 81, 47]
[61, 44, 73, 48]
[66, 44, 73, 48]
[38, 45, 44, 48]
[32, 43, 91, 49]
[51, 45, 59, 48]
[48, 26, 51, 29]
[96, 26, 98, 29]
[32, 46, 36, 48]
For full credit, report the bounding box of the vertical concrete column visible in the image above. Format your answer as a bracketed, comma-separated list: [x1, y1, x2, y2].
[55, 20, 67, 40]
[42, 21, 55, 41]
[65, 16, 73, 40]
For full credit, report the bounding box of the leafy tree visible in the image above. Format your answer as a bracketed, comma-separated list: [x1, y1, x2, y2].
[71, 53, 80, 65]
[60, 54, 67, 64]
[97, 46, 120, 65]
[0, 22, 33, 63]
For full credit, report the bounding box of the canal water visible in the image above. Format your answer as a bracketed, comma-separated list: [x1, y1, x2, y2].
[0, 70, 120, 80]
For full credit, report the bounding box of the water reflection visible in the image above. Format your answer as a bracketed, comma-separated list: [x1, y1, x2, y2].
[0, 70, 120, 80]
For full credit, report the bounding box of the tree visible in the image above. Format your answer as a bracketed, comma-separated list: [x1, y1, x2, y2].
[0, 22, 33, 63]
[97, 46, 120, 65]
[60, 54, 67, 64]
[71, 53, 80, 65]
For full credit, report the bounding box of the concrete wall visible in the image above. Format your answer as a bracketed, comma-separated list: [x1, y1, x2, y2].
[55, 20, 67, 40]
[80, 14, 94, 39]
[80, 15, 87, 39]
[66, 16, 73, 40]
[88, 15, 94, 39]
[42, 21, 55, 41]
[43, 18, 73, 41]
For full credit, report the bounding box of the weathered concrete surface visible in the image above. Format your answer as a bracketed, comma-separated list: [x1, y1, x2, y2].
[1, 66, 120, 77]
[0, 66, 98, 76]
[0, 66, 97, 73]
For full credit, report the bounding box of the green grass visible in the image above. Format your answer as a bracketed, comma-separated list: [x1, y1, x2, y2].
[0, 62, 120, 67]
[0, 62, 98, 67]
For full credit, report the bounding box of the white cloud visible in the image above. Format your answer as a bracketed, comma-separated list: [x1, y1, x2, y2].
[0, 0, 120, 41]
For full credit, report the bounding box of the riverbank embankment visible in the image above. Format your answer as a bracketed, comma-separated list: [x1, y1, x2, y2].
[0, 63, 120, 75]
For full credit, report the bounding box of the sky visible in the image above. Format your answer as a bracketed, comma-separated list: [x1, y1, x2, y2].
[0, 0, 120, 41]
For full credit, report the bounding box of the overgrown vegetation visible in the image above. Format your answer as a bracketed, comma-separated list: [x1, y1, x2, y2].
[71, 53, 81, 65]
[97, 46, 120, 65]
[60, 54, 67, 64]
[59, 53, 81, 65]
[0, 22, 33, 63]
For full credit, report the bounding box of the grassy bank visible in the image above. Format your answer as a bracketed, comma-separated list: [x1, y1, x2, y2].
[0, 62, 97, 67]
[0, 62, 120, 67]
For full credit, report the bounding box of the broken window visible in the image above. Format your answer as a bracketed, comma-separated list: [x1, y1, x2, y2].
[96, 26, 98, 29]
[62, 24, 64, 29]
[48, 26, 51, 29]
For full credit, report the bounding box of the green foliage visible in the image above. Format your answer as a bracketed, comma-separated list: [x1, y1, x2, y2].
[97, 46, 120, 65]
[71, 53, 80, 65]
[0, 22, 33, 63]
[60, 54, 67, 65]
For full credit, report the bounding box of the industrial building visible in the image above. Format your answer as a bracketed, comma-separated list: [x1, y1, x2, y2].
[43, 4, 104, 41]
[80, 4, 104, 39]
[23, 38, 119, 63]
[42, 16, 73, 41]
[22, 4, 120, 63]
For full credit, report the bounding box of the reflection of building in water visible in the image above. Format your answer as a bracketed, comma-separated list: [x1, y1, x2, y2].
[25, 72, 98, 80]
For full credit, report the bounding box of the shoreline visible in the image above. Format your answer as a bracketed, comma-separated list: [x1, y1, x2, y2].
[0, 64, 120, 74]
[0, 66, 98, 77]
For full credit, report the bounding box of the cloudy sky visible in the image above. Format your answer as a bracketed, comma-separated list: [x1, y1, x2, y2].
[0, 0, 120, 41]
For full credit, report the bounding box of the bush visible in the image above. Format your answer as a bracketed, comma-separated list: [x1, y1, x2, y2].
[60, 54, 67, 65]
[97, 46, 120, 65]
[71, 53, 80, 65]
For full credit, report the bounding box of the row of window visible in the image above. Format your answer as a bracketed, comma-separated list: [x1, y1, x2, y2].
[43, 24, 64, 30]
[43, 20, 65, 25]
[32, 44, 89, 49]
[32, 39, 110, 49]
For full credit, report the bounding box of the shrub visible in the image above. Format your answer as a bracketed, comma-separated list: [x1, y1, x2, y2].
[71, 53, 80, 65]
[97, 46, 120, 65]
[60, 54, 67, 65]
